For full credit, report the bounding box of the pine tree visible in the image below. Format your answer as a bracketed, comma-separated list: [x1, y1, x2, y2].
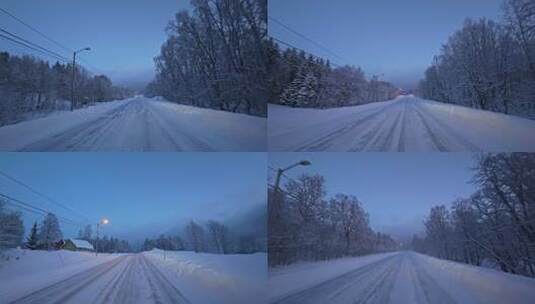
[26, 222, 39, 250]
[38, 213, 63, 250]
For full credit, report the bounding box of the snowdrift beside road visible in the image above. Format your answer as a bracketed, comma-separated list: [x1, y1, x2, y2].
[268, 96, 535, 151]
[143, 249, 267, 304]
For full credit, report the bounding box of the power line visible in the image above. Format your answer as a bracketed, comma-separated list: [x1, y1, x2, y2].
[0, 7, 99, 74]
[0, 192, 85, 228]
[0, 6, 74, 54]
[0, 32, 69, 63]
[269, 16, 347, 62]
[0, 170, 90, 223]
[269, 36, 342, 67]
[0, 27, 70, 62]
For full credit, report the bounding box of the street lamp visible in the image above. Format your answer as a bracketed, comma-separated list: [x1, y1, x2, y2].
[274, 160, 311, 191]
[71, 47, 91, 111]
[95, 217, 109, 256]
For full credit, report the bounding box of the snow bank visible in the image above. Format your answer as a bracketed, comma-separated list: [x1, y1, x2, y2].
[143, 249, 267, 304]
[268, 252, 397, 301]
[413, 252, 535, 304]
[0, 248, 121, 302]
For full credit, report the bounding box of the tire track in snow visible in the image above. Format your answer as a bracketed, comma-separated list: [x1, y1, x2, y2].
[295, 102, 400, 151]
[408, 254, 457, 304]
[19, 101, 134, 151]
[140, 254, 191, 304]
[271, 254, 399, 304]
[10, 255, 127, 304]
[359, 101, 407, 151]
[414, 103, 480, 151]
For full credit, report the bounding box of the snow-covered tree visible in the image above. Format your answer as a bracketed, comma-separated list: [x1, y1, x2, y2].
[38, 213, 63, 250]
[207, 220, 230, 254]
[419, 3, 535, 118]
[415, 153, 535, 278]
[0, 52, 133, 126]
[147, 0, 268, 116]
[0, 200, 24, 249]
[26, 222, 39, 250]
[268, 173, 398, 267]
[185, 220, 205, 253]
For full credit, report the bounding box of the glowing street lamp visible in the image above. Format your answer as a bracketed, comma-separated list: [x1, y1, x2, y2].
[95, 217, 109, 256]
[70, 47, 91, 111]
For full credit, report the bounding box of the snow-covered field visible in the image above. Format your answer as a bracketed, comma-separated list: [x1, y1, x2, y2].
[0, 96, 266, 151]
[0, 249, 267, 304]
[268, 96, 535, 151]
[269, 251, 535, 304]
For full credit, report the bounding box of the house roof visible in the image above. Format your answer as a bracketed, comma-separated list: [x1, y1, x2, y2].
[69, 239, 94, 250]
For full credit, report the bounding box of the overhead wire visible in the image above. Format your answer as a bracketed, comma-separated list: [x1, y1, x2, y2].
[0, 170, 90, 223]
[0, 6, 100, 74]
[0, 192, 86, 228]
[0, 6, 74, 53]
[269, 16, 347, 62]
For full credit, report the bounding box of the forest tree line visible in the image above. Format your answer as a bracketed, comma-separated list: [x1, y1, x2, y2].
[146, 0, 268, 117]
[413, 153, 535, 278]
[419, 0, 535, 118]
[0, 203, 132, 253]
[142, 219, 266, 254]
[268, 173, 398, 267]
[0, 52, 133, 126]
[267, 42, 399, 108]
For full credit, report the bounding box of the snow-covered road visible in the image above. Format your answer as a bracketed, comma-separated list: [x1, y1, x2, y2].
[1, 249, 267, 304]
[0, 96, 266, 151]
[268, 96, 535, 151]
[10, 254, 189, 304]
[269, 251, 535, 304]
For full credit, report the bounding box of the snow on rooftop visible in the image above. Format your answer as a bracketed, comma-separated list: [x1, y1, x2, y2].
[69, 239, 94, 250]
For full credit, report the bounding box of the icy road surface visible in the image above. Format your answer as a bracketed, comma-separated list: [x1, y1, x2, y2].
[269, 251, 535, 304]
[0, 96, 266, 151]
[10, 254, 189, 304]
[268, 96, 535, 151]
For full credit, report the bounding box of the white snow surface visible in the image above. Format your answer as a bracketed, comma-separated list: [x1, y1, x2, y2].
[143, 249, 267, 304]
[69, 239, 94, 250]
[268, 96, 535, 151]
[269, 251, 535, 304]
[0, 96, 266, 151]
[0, 248, 266, 304]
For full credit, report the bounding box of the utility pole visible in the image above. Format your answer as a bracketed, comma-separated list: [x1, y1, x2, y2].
[95, 217, 109, 256]
[271, 160, 311, 221]
[274, 160, 311, 192]
[95, 222, 100, 256]
[70, 47, 91, 111]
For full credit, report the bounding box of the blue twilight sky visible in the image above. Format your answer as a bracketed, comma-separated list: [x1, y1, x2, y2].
[269, 153, 478, 240]
[0, 0, 192, 89]
[0, 153, 266, 242]
[269, 0, 503, 89]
